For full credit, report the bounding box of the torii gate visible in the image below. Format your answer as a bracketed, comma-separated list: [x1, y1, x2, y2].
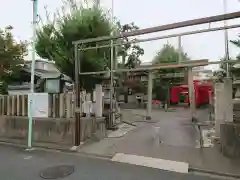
[72, 11, 240, 146]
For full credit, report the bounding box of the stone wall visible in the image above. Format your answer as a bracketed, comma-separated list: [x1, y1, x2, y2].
[0, 116, 106, 148]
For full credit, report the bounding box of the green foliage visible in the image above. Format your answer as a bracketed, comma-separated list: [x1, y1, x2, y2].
[230, 39, 240, 76]
[114, 22, 145, 97]
[212, 36, 240, 83]
[36, 0, 144, 91]
[230, 39, 240, 58]
[212, 57, 229, 83]
[153, 44, 190, 74]
[116, 22, 144, 68]
[152, 44, 190, 102]
[35, 0, 114, 90]
[0, 26, 27, 94]
[152, 44, 190, 84]
[213, 70, 226, 83]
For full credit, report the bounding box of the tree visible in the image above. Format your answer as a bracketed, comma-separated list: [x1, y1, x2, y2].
[0, 26, 27, 94]
[35, 0, 115, 91]
[213, 57, 234, 83]
[231, 38, 240, 57]
[114, 22, 144, 102]
[36, 0, 144, 92]
[36, 0, 144, 91]
[230, 38, 240, 74]
[116, 22, 144, 69]
[153, 43, 190, 74]
[152, 44, 190, 104]
[213, 36, 240, 83]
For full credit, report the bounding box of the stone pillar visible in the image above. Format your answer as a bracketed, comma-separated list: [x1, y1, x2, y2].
[214, 82, 225, 137]
[146, 71, 153, 120]
[223, 77, 233, 123]
[84, 93, 92, 117]
[188, 68, 196, 120]
[95, 84, 103, 117]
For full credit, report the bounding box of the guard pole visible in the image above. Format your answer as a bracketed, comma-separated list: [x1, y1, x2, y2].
[27, 0, 38, 149]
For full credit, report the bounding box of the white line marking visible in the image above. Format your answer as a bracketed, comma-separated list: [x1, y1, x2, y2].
[111, 153, 189, 173]
[24, 156, 32, 160]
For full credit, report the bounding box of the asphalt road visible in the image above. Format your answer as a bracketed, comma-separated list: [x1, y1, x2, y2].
[0, 144, 223, 180]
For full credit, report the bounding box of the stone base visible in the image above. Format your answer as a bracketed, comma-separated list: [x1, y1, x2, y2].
[220, 122, 240, 158]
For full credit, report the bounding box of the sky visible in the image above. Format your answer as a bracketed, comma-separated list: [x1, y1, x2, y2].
[0, 0, 240, 70]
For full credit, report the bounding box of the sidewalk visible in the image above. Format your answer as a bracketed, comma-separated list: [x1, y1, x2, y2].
[78, 108, 240, 177]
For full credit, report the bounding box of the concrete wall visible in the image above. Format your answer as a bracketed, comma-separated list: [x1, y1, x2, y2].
[8, 89, 30, 95]
[0, 116, 106, 148]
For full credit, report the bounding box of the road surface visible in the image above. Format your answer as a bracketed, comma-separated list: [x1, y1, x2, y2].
[0, 144, 224, 180]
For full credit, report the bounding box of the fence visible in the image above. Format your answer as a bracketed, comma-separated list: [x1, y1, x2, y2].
[0, 93, 78, 118]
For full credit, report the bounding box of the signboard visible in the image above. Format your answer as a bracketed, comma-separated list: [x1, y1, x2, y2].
[28, 93, 49, 118]
[45, 79, 60, 93]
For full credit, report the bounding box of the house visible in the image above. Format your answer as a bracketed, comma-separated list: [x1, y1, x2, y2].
[8, 59, 72, 95]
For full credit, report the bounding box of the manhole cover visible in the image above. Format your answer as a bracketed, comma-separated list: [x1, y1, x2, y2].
[39, 165, 74, 179]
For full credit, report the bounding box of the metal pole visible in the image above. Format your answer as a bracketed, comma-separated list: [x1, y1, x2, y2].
[223, 0, 230, 76]
[74, 44, 81, 146]
[79, 24, 240, 51]
[73, 11, 240, 44]
[110, 0, 114, 128]
[178, 36, 182, 63]
[95, 0, 100, 8]
[146, 71, 153, 120]
[27, 0, 38, 150]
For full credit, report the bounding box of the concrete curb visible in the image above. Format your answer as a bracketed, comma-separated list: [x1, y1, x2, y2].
[189, 167, 240, 179]
[77, 151, 113, 159]
[122, 121, 137, 127]
[0, 141, 113, 160]
[0, 141, 75, 153]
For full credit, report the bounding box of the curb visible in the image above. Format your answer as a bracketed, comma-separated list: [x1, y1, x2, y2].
[0, 141, 77, 154]
[77, 151, 113, 159]
[189, 167, 240, 179]
[0, 141, 74, 153]
[0, 141, 113, 160]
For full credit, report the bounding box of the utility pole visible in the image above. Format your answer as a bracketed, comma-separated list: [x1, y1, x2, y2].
[74, 44, 81, 147]
[223, 0, 230, 76]
[27, 0, 38, 150]
[94, 0, 100, 8]
[109, 0, 115, 128]
[178, 36, 182, 63]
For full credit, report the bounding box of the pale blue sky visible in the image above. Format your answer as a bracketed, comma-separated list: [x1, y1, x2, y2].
[1, 0, 240, 69]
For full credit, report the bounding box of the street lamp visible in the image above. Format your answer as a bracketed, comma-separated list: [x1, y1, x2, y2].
[27, 0, 38, 150]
